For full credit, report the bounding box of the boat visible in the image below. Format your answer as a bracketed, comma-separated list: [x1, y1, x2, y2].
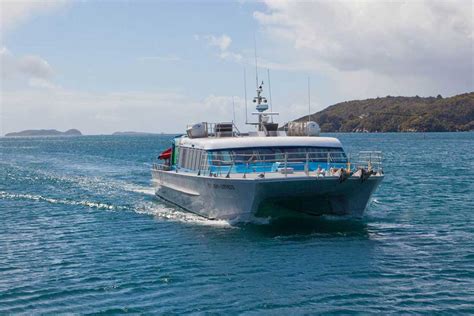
[151, 82, 383, 222]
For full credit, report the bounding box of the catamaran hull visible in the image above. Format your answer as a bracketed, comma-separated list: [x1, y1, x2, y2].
[152, 170, 383, 222]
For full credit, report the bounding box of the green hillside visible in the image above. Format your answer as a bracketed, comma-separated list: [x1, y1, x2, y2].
[295, 92, 474, 132]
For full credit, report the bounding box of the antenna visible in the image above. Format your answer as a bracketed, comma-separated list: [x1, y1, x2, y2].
[308, 76, 311, 123]
[243, 68, 248, 124]
[267, 68, 274, 123]
[254, 34, 259, 88]
[232, 96, 236, 124]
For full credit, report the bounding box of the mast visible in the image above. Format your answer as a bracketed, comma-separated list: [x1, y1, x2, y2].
[232, 96, 236, 124]
[267, 68, 274, 123]
[246, 36, 279, 132]
[254, 34, 259, 88]
[253, 81, 268, 131]
[243, 68, 248, 125]
[308, 76, 311, 123]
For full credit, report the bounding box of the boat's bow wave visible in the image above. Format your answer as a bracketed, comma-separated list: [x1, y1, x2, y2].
[134, 201, 234, 228]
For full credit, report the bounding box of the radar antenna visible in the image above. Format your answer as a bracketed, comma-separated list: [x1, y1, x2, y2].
[246, 36, 279, 132]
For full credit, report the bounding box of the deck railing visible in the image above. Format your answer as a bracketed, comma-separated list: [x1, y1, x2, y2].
[352, 151, 383, 171]
[153, 150, 383, 178]
[153, 163, 170, 171]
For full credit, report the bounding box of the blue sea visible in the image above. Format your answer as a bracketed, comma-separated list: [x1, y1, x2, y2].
[1, 133, 473, 314]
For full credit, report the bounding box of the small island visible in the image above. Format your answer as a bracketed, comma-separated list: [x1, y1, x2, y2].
[5, 129, 82, 137]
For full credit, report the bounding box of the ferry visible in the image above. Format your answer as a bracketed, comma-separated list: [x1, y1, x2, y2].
[152, 83, 383, 222]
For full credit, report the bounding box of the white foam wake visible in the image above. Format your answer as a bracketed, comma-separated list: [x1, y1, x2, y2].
[0, 191, 126, 211]
[134, 202, 233, 228]
[11, 167, 156, 198]
[371, 198, 382, 204]
[0, 190, 234, 228]
[123, 185, 155, 196]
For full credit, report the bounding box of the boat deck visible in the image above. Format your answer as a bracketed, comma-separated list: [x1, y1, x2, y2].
[153, 165, 383, 181]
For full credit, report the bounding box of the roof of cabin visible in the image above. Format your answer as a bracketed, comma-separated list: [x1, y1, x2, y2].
[178, 136, 343, 150]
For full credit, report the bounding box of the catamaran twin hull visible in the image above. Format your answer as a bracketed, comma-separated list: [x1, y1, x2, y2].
[152, 80, 384, 221]
[152, 169, 383, 221]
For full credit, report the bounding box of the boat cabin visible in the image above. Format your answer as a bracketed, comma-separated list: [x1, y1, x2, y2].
[170, 134, 348, 175]
[155, 80, 382, 178]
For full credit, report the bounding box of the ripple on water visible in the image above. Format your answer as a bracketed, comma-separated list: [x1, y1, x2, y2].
[1, 133, 474, 314]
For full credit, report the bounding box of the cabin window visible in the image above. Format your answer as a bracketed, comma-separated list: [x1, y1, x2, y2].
[195, 150, 203, 170]
[179, 147, 187, 168]
[191, 148, 196, 170]
[208, 147, 347, 165]
[191, 148, 198, 170]
[210, 150, 234, 166]
[177, 147, 205, 170]
[188, 148, 194, 169]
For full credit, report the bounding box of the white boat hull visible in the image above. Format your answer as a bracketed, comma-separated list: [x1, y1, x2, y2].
[152, 169, 383, 222]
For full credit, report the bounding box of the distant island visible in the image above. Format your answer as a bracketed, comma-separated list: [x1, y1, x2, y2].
[294, 92, 474, 132]
[5, 129, 82, 137]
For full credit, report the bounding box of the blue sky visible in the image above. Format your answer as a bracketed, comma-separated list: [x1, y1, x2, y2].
[1, 0, 472, 134]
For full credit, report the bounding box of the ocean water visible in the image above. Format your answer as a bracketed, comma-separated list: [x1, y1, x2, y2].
[1, 133, 473, 314]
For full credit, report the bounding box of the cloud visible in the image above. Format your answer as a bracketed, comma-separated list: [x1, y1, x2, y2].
[0, 47, 15, 79]
[0, 0, 68, 35]
[197, 33, 243, 62]
[17, 55, 54, 79]
[218, 50, 243, 63]
[204, 34, 232, 51]
[1, 1, 65, 90]
[28, 78, 57, 89]
[1, 86, 250, 135]
[254, 0, 473, 97]
[1, 47, 56, 88]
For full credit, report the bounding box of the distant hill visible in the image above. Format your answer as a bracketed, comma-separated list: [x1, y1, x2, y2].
[294, 92, 474, 132]
[5, 129, 82, 137]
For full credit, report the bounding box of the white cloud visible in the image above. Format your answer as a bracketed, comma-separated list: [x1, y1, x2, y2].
[218, 50, 243, 63]
[28, 77, 57, 89]
[1, 47, 56, 88]
[0, 0, 68, 35]
[0, 47, 15, 79]
[254, 0, 473, 98]
[18, 55, 54, 79]
[205, 34, 232, 51]
[1, 86, 250, 135]
[0, 0, 65, 92]
[198, 33, 243, 62]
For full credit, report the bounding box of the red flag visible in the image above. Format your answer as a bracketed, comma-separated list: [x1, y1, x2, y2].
[158, 147, 172, 160]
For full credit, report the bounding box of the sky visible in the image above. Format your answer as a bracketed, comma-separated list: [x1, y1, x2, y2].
[0, 0, 472, 135]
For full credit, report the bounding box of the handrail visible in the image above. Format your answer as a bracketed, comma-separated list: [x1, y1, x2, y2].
[201, 150, 382, 175]
[152, 163, 171, 171]
[154, 150, 383, 177]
